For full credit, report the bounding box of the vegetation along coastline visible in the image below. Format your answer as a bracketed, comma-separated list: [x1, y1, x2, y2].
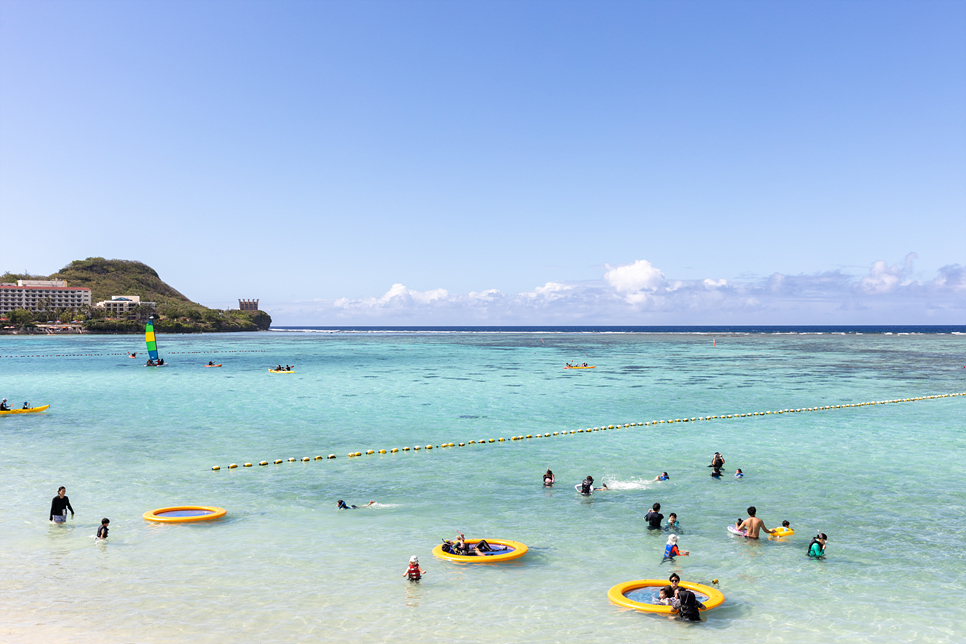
[1, 258, 270, 334]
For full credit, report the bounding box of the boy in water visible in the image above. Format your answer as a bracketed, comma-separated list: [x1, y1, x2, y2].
[96, 518, 110, 540]
[644, 503, 664, 530]
[403, 555, 425, 580]
[663, 534, 689, 561]
[665, 513, 679, 530]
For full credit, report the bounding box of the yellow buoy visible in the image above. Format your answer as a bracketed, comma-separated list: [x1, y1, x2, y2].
[259, 461, 268, 466]
[228, 463, 237, 469]
[366, 450, 374, 455]
[212, 465, 220, 471]
[244, 463, 252, 467]
[302, 457, 310, 462]
[327, 454, 336, 459]
[391, 448, 398, 453]
[274, 459, 283, 464]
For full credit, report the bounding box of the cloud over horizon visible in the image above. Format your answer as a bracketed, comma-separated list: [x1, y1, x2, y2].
[267, 254, 965, 325]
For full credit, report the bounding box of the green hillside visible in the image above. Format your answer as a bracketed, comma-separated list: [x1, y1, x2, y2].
[1, 258, 271, 333]
[50, 258, 197, 306]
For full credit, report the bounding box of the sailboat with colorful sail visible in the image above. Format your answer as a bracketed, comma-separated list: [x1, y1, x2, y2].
[145, 317, 165, 367]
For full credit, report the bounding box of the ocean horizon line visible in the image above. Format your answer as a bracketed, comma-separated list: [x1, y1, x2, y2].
[269, 324, 965, 335]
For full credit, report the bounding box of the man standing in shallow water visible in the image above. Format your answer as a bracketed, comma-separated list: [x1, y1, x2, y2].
[737, 506, 774, 539]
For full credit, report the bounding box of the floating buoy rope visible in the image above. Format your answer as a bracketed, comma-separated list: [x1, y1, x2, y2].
[210, 392, 964, 472]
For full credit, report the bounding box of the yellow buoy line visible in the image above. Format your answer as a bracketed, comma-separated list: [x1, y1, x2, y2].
[210, 391, 965, 471]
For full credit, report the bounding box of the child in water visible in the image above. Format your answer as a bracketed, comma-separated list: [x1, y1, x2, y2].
[96, 518, 109, 540]
[734, 469, 743, 478]
[658, 585, 679, 608]
[663, 534, 689, 560]
[665, 513, 679, 530]
[403, 555, 425, 581]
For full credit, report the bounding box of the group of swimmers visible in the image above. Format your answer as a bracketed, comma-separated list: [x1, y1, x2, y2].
[47, 486, 110, 541]
[438, 531, 509, 558]
[0, 398, 31, 411]
[145, 357, 165, 366]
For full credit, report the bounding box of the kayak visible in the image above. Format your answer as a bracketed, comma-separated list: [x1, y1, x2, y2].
[0, 405, 50, 415]
[204, 364, 223, 368]
[269, 369, 294, 373]
[564, 366, 596, 370]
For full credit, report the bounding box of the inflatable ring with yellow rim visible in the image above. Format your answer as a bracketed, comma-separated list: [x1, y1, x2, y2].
[143, 506, 227, 523]
[432, 539, 528, 563]
[608, 579, 724, 614]
[769, 526, 795, 538]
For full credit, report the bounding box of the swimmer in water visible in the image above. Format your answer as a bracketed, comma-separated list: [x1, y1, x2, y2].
[654, 472, 670, 481]
[576, 476, 607, 495]
[711, 468, 722, 479]
[96, 518, 110, 540]
[736, 506, 774, 539]
[543, 469, 555, 486]
[665, 513, 679, 531]
[337, 500, 375, 509]
[734, 468, 743, 478]
[403, 555, 425, 580]
[662, 534, 689, 561]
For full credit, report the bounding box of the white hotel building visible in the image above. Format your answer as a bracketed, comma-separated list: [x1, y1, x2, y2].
[0, 280, 92, 315]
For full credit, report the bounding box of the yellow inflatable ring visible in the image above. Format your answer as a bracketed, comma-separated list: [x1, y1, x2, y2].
[608, 579, 724, 614]
[769, 526, 795, 538]
[432, 538, 528, 563]
[143, 506, 227, 523]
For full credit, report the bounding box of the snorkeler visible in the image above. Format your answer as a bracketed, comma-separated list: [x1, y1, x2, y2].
[543, 469, 555, 486]
[808, 533, 828, 558]
[337, 500, 375, 509]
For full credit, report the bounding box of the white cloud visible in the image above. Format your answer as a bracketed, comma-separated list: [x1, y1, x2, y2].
[604, 260, 667, 295]
[272, 253, 965, 325]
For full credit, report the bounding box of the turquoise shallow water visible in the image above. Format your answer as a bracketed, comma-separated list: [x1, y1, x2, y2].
[1, 331, 964, 643]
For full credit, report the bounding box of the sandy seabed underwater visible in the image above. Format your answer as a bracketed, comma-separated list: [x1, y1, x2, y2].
[0, 330, 964, 644]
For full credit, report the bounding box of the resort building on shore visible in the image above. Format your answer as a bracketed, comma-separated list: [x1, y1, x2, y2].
[95, 295, 156, 314]
[0, 280, 92, 314]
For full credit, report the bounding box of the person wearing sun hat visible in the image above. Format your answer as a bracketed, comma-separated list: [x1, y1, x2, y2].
[403, 555, 425, 581]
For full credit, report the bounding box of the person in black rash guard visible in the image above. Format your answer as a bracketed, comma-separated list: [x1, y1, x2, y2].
[644, 502, 664, 530]
[673, 587, 704, 621]
[0, 398, 9, 411]
[96, 518, 110, 540]
[49, 486, 74, 523]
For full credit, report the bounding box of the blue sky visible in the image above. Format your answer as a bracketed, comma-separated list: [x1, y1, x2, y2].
[1, 1, 963, 324]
